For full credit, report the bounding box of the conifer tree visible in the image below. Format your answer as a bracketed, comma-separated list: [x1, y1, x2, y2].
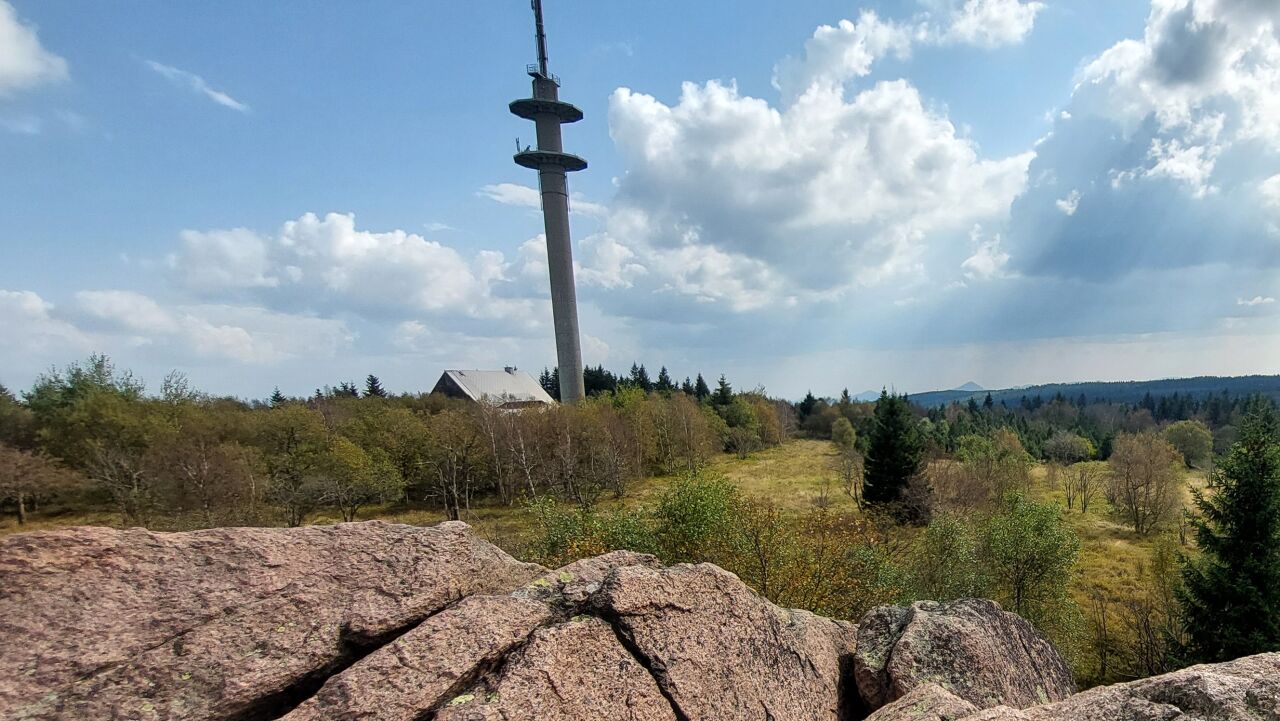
[364, 374, 387, 398]
[798, 391, 818, 419]
[656, 366, 675, 393]
[269, 387, 287, 407]
[863, 391, 923, 509]
[694, 374, 711, 400]
[713, 375, 734, 407]
[681, 377, 695, 395]
[629, 363, 653, 393]
[1179, 402, 1280, 662]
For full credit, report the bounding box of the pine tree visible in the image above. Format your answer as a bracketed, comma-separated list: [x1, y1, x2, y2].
[983, 392, 994, 411]
[1179, 402, 1280, 662]
[364, 374, 387, 398]
[713, 375, 733, 406]
[337, 381, 360, 398]
[681, 377, 695, 395]
[656, 366, 675, 393]
[538, 367, 561, 399]
[694, 374, 711, 400]
[269, 387, 286, 407]
[863, 391, 923, 509]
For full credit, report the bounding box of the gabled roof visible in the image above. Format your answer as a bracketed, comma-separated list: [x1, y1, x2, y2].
[434, 369, 556, 407]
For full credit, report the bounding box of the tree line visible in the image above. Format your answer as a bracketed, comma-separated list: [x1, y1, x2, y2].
[0, 355, 789, 529]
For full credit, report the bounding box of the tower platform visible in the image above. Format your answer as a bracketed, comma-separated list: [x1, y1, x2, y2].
[514, 149, 587, 172]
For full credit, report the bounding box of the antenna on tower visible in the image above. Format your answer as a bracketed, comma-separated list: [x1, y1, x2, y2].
[532, 0, 550, 78]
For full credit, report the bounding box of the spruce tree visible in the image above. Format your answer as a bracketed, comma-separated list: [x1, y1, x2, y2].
[798, 391, 818, 419]
[269, 387, 287, 407]
[694, 373, 711, 400]
[656, 366, 675, 393]
[1179, 402, 1280, 662]
[364, 374, 387, 398]
[863, 391, 923, 508]
[629, 363, 653, 393]
[713, 375, 734, 407]
[681, 377, 695, 395]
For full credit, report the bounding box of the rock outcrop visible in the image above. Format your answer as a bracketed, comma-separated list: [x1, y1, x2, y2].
[0, 521, 543, 720]
[2, 520, 1277, 721]
[863, 684, 978, 721]
[853, 599, 1075, 711]
[964, 652, 1280, 720]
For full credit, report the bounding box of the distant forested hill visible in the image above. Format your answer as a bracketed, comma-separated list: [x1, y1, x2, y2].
[908, 375, 1280, 408]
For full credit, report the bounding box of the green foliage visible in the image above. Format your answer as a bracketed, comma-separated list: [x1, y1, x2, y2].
[1043, 431, 1096, 465]
[981, 492, 1081, 630]
[831, 417, 857, 452]
[912, 514, 984, 601]
[363, 374, 388, 398]
[863, 391, 923, 514]
[653, 472, 739, 563]
[525, 497, 657, 567]
[1163, 420, 1213, 468]
[1179, 405, 1280, 662]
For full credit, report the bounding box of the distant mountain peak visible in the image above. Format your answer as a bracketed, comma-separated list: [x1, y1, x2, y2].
[954, 381, 984, 392]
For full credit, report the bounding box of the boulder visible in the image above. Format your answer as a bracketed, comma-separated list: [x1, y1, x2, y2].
[0, 521, 543, 720]
[864, 684, 979, 721]
[593, 562, 859, 721]
[1014, 652, 1280, 721]
[282, 595, 554, 721]
[853, 599, 1075, 711]
[284, 549, 661, 721]
[434, 616, 678, 721]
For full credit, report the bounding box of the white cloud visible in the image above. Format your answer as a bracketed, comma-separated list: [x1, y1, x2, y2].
[171, 212, 542, 332]
[170, 227, 279, 291]
[773, 11, 916, 100]
[0, 1, 67, 97]
[479, 182, 541, 209]
[961, 226, 1011, 279]
[942, 0, 1044, 48]
[1237, 295, 1276, 306]
[0, 290, 90, 359]
[479, 182, 607, 219]
[1260, 174, 1280, 209]
[72, 289, 353, 364]
[605, 78, 1031, 308]
[1055, 189, 1081, 215]
[145, 60, 250, 113]
[773, 2, 1043, 100]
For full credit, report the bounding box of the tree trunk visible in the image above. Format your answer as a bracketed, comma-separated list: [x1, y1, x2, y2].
[16, 491, 26, 525]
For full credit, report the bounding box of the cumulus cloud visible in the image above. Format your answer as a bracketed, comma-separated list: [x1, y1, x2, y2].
[604, 78, 1031, 308]
[70, 289, 353, 364]
[0, 290, 90, 358]
[1004, 0, 1280, 282]
[941, 0, 1045, 48]
[773, 1, 1044, 100]
[170, 212, 545, 337]
[145, 60, 250, 113]
[0, 1, 67, 96]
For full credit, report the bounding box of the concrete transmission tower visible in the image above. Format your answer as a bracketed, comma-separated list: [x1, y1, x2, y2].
[510, 0, 587, 404]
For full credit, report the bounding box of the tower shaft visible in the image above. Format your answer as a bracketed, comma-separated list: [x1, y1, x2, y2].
[511, 2, 588, 404]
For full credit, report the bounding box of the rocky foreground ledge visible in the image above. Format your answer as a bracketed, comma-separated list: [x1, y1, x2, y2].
[0, 522, 1276, 721]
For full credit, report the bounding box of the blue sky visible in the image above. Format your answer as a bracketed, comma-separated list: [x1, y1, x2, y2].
[2, 0, 1277, 400]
